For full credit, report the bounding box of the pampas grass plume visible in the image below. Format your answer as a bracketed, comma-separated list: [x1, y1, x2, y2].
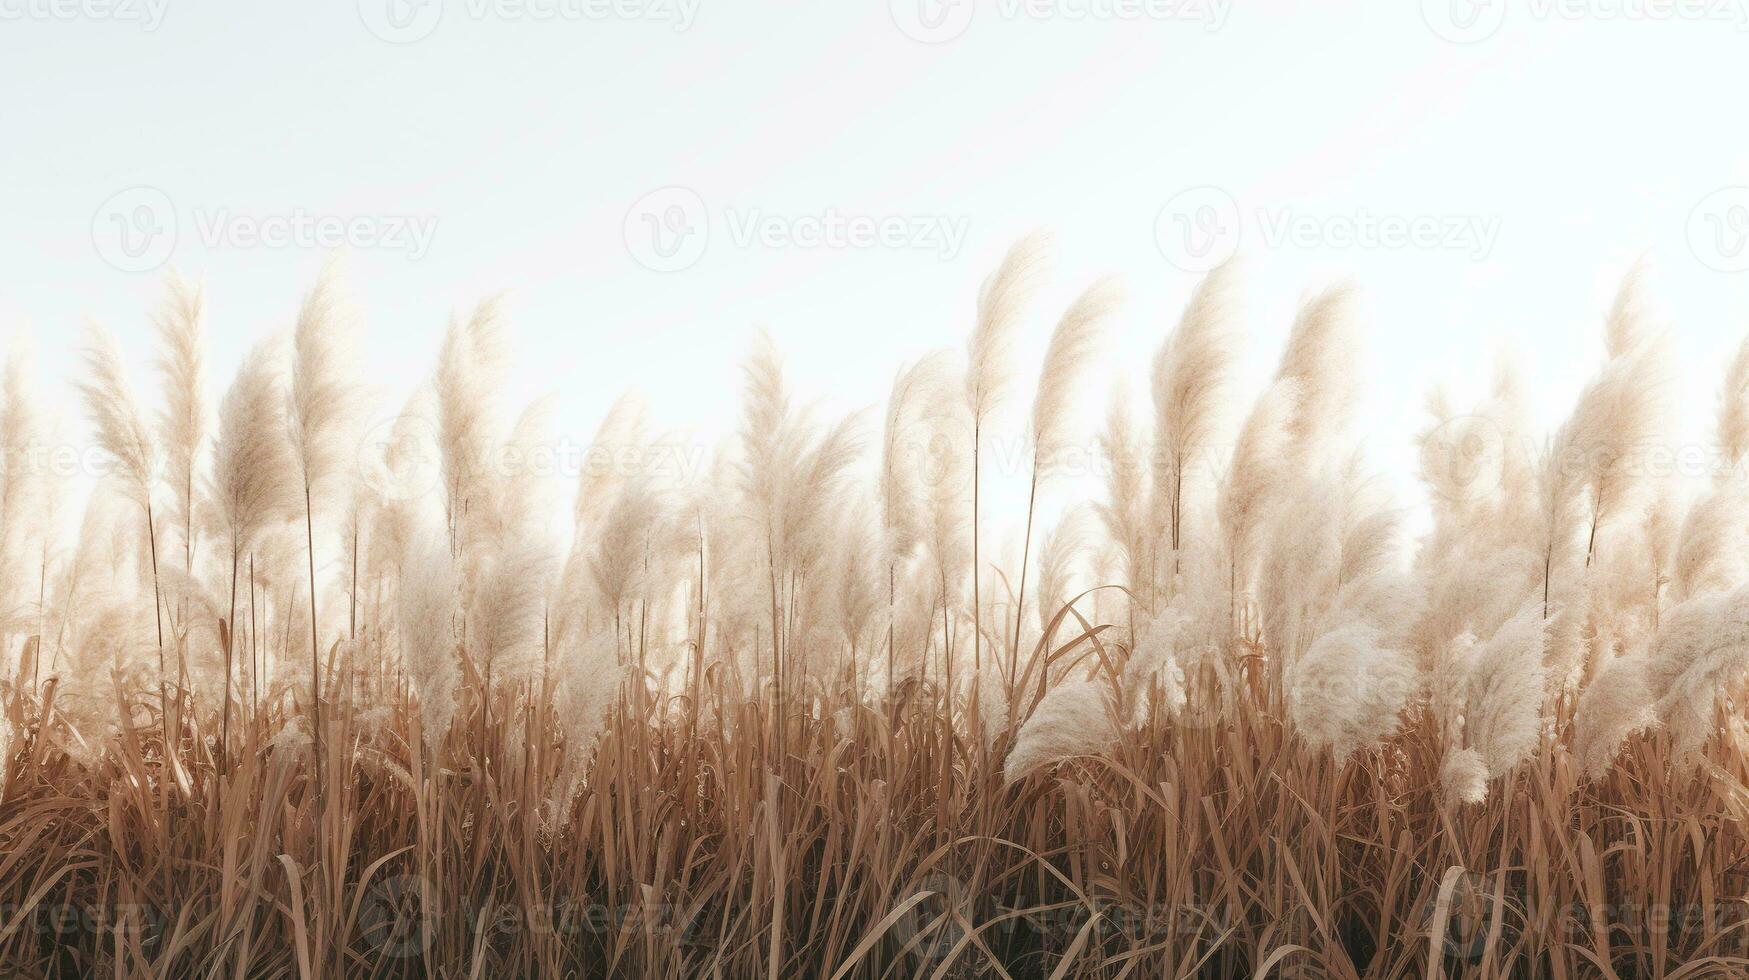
[1284, 619, 1417, 764]
[1004, 677, 1114, 785]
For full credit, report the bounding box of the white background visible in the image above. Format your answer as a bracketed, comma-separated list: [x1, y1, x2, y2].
[3, 0, 1748, 541]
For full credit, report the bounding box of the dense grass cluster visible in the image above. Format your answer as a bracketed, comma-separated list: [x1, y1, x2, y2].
[4, 241, 1749, 976]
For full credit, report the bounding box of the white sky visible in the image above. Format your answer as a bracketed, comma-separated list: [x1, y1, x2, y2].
[3, 0, 1749, 545]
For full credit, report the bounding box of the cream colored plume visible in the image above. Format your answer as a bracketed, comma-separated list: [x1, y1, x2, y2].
[1274, 285, 1359, 465]
[880, 355, 945, 564]
[1284, 620, 1418, 764]
[965, 232, 1051, 428]
[1216, 379, 1297, 632]
[77, 326, 159, 507]
[547, 626, 624, 823]
[1447, 602, 1548, 795]
[1719, 335, 1749, 476]
[152, 272, 207, 565]
[1440, 747, 1488, 805]
[1645, 584, 1749, 758]
[1035, 505, 1090, 633]
[1095, 382, 1149, 598]
[400, 531, 460, 751]
[1118, 609, 1192, 725]
[1602, 262, 1651, 360]
[1571, 651, 1656, 778]
[435, 295, 510, 556]
[469, 536, 556, 687]
[1537, 333, 1670, 610]
[287, 267, 362, 502]
[0, 343, 44, 608]
[1031, 277, 1121, 480]
[1151, 261, 1241, 580]
[211, 338, 296, 559]
[1003, 677, 1116, 785]
[1672, 487, 1746, 602]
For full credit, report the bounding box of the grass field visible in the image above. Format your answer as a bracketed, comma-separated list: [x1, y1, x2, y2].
[4, 241, 1749, 977]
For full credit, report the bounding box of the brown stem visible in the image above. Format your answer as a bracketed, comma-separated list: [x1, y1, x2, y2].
[304, 482, 323, 792]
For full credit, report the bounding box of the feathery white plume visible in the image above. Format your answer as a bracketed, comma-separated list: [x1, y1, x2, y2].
[1645, 584, 1749, 758]
[1151, 262, 1241, 584]
[400, 532, 460, 750]
[1004, 677, 1115, 785]
[1572, 652, 1656, 778]
[965, 232, 1051, 429]
[1284, 620, 1417, 764]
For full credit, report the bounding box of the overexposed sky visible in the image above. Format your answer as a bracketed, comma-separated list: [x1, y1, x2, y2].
[3, 0, 1748, 541]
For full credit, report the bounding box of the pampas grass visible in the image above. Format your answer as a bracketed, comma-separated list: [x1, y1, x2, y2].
[1009, 277, 1120, 684]
[965, 232, 1050, 676]
[1003, 676, 1115, 784]
[286, 268, 363, 784]
[1439, 602, 1548, 801]
[75, 325, 168, 728]
[212, 338, 297, 761]
[1150, 260, 1240, 603]
[9, 261, 1749, 977]
[1284, 619, 1417, 764]
[0, 344, 45, 632]
[153, 273, 206, 583]
[1646, 583, 1749, 758]
[399, 532, 459, 751]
